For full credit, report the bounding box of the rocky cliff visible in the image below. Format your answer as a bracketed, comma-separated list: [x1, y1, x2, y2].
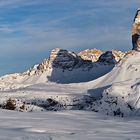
[132, 9, 140, 50]
[25, 48, 125, 78]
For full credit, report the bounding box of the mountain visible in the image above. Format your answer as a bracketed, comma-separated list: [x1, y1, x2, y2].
[30, 48, 126, 83]
[78, 49, 125, 63]
[78, 48, 103, 62]
[0, 48, 125, 87]
[1, 45, 139, 116]
[132, 9, 140, 51]
[0, 47, 128, 113]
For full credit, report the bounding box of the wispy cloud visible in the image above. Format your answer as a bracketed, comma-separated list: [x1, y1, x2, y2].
[0, 0, 139, 75]
[0, 0, 48, 7]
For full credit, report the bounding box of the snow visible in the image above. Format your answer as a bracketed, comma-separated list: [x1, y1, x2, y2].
[0, 110, 140, 140]
[0, 48, 140, 138]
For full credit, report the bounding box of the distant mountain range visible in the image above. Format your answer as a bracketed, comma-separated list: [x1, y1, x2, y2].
[0, 48, 128, 87]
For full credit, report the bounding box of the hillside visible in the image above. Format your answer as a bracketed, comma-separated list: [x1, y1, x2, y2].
[89, 51, 140, 116]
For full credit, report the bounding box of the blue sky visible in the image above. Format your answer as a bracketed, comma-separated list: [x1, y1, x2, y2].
[0, 0, 140, 75]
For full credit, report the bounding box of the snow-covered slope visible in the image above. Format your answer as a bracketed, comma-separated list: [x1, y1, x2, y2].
[89, 51, 140, 116]
[0, 110, 140, 140]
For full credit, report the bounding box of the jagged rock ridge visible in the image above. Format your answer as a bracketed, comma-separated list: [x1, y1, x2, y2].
[78, 48, 103, 62]
[22, 48, 126, 84]
[28, 48, 125, 75]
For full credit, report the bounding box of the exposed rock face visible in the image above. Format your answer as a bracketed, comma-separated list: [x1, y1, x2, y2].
[78, 49, 125, 64]
[98, 51, 116, 64]
[132, 9, 140, 51]
[48, 48, 91, 69]
[0, 47, 127, 85]
[26, 48, 93, 76]
[111, 50, 125, 62]
[26, 59, 49, 76]
[25, 48, 125, 77]
[98, 50, 125, 64]
[78, 48, 103, 62]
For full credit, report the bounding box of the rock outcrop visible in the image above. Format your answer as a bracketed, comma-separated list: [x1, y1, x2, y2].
[0, 47, 127, 85]
[26, 48, 92, 75]
[48, 48, 92, 69]
[78, 48, 103, 62]
[98, 50, 125, 64]
[79, 49, 125, 64]
[132, 9, 140, 51]
[24, 48, 126, 78]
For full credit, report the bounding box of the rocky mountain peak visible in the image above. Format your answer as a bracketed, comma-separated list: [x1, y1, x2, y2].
[132, 9, 140, 51]
[97, 50, 125, 64]
[48, 48, 90, 69]
[111, 50, 125, 62]
[25, 48, 126, 78]
[26, 48, 92, 76]
[98, 51, 116, 64]
[78, 48, 103, 62]
[79, 49, 125, 64]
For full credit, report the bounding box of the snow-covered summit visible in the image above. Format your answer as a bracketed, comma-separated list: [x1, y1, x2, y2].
[0, 47, 127, 88]
[22, 48, 126, 83]
[0, 48, 120, 86]
[25, 48, 125, 77]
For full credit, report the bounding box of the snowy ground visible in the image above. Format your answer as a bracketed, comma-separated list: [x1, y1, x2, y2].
[1, 82, 140, 140]
[1, 51, 140, 139]
[0, 110, 140, 140]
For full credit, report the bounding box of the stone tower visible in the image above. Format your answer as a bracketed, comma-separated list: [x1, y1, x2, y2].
[132, 9, 140, 51]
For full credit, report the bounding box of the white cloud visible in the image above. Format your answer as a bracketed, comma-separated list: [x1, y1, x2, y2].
[0, 0, 138, 54]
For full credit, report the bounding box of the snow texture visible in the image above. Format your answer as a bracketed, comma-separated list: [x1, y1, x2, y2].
[0, 110, 140, 140]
